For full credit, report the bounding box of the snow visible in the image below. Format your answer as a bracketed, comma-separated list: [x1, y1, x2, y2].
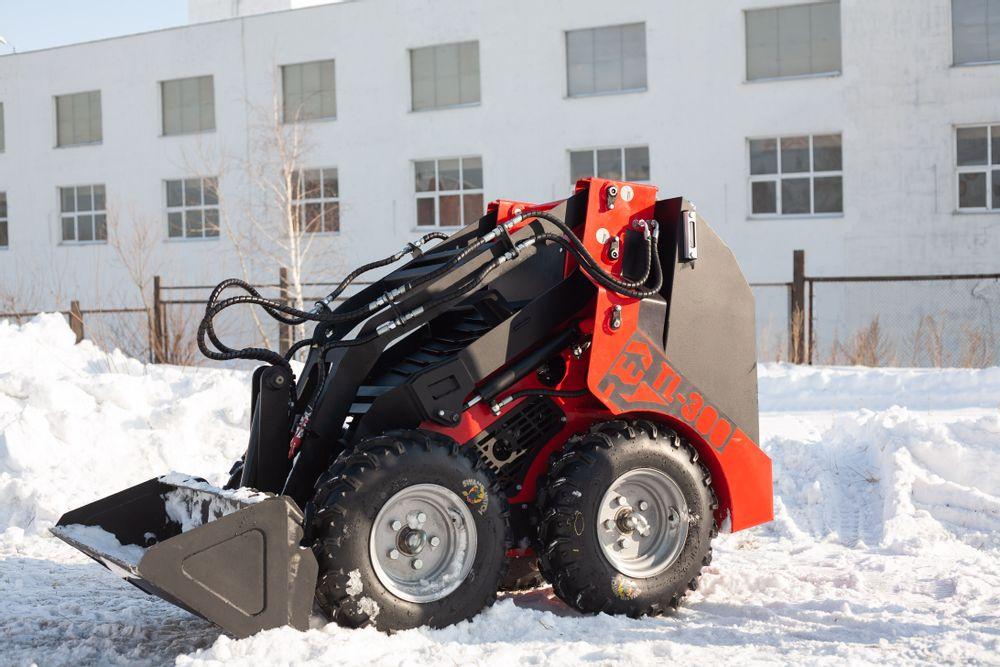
[1, 314, 999, 665]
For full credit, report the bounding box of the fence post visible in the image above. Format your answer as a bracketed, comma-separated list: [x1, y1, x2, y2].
[279, 267, 291, 354]
[68, 300, 84, 343]
[152, 275, 164, 363]
[790, 249, 806, 363]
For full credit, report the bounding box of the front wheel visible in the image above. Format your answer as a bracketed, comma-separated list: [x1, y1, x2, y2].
[537, 419, 718, 617]
[308, 430, 510, 630]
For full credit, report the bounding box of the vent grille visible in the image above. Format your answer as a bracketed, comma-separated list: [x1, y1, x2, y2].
[472, 397, 564, 484]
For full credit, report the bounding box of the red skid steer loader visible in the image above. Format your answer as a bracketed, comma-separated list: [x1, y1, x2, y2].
[52, 178, 772, 636]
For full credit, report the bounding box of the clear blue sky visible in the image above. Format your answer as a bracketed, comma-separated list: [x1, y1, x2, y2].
[0, 1, 187, 53]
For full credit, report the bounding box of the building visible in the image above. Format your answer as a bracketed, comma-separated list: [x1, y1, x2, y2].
[0, 0, 997, 360]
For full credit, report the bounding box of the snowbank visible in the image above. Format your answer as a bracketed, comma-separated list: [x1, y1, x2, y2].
[0, 315, 998, 665]
[0, 314, 250, 535]
[759, 361, 1000, 412]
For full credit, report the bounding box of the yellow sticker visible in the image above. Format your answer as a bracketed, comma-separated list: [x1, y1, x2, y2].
[612, 574, 640, 600]
[461, 478, 488, 514]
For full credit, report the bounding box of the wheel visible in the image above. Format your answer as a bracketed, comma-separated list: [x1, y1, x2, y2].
[537, 419, 718, 617]
[222, 458, 244, 490]
[498, 556, 546, 592]
[308, 430, 510, 630]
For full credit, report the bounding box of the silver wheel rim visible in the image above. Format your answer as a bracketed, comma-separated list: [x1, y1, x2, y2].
[597, 468, 689, 578]
[369, 483, 477, 603]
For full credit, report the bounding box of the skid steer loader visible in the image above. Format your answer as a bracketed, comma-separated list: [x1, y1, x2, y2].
[52, 178, 772, 637]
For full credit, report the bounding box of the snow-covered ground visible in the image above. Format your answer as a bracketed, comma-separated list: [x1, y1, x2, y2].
[1, 314, 998, 666]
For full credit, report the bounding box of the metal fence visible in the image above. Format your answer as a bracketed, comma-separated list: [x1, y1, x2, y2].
[5, 256, 998, 368]
[752, 250, 1000, 368]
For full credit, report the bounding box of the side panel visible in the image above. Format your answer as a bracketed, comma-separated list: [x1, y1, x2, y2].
[580, 181, 772, 532]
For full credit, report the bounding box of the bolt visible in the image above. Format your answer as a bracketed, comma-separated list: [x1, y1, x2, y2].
[429, 536, 440, 547]
[412, 559, 424, 570]
[416, 512, 427, 524]
[603, 519, 615, 530]
[638, 500, 649, 511]
[388, 549, 399, 560]
[617, 537, 628, 550]
[617, 495, 628, 507]
[390, 519, 402, 531]
[638, 526, 651, 537]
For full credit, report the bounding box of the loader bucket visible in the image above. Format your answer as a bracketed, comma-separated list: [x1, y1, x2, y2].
[49, 473, 318, 638]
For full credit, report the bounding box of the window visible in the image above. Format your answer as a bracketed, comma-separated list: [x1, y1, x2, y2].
[749, 134, 843, 216]
[410, 42, 480, 111]
[292, 168, 339, 232]
[0, 192, 7, 248]
[566, 23, 646, 97]
[956, 125, 1000, 210]
[953, 0, 1000, 65]
[161, 76, 215, 135]
[414, 157, 483, 227]
[745, 2, 841, 81]
[166, 178, 219, 239]
[570, 146, 650, 184]
[56, 91, 102, 146]
[0, 103, 5, 152]
[60, 185, 107, 243]
[282, 60, 336, 122]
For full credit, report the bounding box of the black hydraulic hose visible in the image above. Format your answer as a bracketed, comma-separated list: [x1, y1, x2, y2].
[519, 210, 662, 296]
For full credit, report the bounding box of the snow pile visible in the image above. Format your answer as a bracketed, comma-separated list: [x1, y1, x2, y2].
[759, 362, 1000, 412]
[0, 314, 250, 535]
[0, 315, 998, 665]
[767, 407, 1000, 553]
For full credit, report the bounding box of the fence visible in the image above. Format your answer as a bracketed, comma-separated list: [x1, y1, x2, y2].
[753, 250, 1000, 367]
[4, 258, 999, 368]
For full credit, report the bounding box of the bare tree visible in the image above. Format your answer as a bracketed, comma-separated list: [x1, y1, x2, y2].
[191, 73, 343, 347]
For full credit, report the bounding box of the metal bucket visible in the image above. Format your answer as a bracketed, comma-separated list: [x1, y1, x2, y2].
[50, 473, 318, 638]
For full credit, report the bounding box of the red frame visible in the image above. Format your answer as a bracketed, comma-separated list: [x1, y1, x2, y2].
[422, 178, 773, 535]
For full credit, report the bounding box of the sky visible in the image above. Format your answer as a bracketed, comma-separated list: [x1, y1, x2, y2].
[0, 1, 187, 53]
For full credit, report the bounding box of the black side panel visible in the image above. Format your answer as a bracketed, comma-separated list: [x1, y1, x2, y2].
[654, 197, 760, 443]
[242, 366, 294, 493]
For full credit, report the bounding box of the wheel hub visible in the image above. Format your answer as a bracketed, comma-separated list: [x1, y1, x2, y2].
[597, 468, 689, 578]
[370, 484, 477, 603]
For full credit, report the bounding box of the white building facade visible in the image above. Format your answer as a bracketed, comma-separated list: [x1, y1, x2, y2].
[0, 0, 997, 346]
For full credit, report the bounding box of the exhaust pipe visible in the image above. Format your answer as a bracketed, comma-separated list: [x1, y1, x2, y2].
[50, 474, 318, 638]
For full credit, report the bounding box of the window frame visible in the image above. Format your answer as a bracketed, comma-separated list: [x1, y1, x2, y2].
[564, 22, 648, 98]
[568, 145, 652, 184]
[955, 123, 1000, 212]
[291, 167, 340, 234]
[409, 41, 482, 112]
[54, 89, 103, 148]
[951, 0, 1000, 67]
[164, 176, 221, 241]
[747, 132, 845, 219]
[743, 1, 843, 83]
[413, 156, 484, 229]
[58, 184, 108, 245]
[281, 59, 337, 124]
[159, 75, 216, 137]
[0, 191, 8, 249]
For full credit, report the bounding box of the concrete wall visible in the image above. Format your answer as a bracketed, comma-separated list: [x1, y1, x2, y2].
[0, 0, 997, 316]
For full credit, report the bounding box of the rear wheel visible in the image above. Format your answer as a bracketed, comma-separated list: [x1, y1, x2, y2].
[537, 419, 717, 617]
[308, 430, 510, 630]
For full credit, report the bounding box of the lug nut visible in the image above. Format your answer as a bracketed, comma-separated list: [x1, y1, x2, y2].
[429, 536, 440, 547]
[388, 549, 399, 560]
[617, 538, 628, 550]
[412, 559, 424, 570]
[416, 512, 427, 524]
[617, 496, 628, 507]
[603, 519, 615, 530]
[638, 500, 649, 511]
[390, 519, 402, 531]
